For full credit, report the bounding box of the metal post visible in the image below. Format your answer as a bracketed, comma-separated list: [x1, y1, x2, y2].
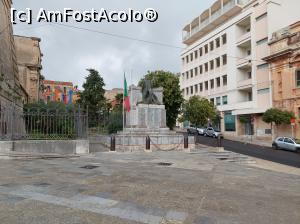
[184, 134, 188, 149]
[146, 136, 150, 150]
[110, 135, 116, 151]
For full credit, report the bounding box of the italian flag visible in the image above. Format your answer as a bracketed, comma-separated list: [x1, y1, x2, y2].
[124, 75, 130, 112]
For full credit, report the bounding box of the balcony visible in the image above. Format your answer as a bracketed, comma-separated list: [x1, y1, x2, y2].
[183, 0, 250, 45]
[237, 55, 252, 69]
[236, 32, 251, 46]
[237, 78, 252, 90]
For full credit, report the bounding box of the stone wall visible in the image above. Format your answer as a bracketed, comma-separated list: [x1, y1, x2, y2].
[0, 0, 25, 107]
[14, 35, 43, 103]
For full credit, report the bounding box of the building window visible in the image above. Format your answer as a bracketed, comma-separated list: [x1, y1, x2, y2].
[224, 111, 236, 131]
[248, 92, 253, 101]
[200, 83, 203, 92]
[216, 97, 221, 106]
[182, 58, 185, 65]
[216, 77, 221, 87]
[190, 86, 194, 95]
[200, 65, 203, 74]
[205, 44, 208, 54]
[210, 41, 214, 51]
[199, 47, 203, 56]
[296, 70, 300, 87]
[210, 98, 215, 104]
[186, 88, 189, 95]
[256, 38, 268, 45]
[195, 84, 198, 93]
[190, 69, 194, 78]
[186, 72, 189, 79]
[205, 81, 208, 90]
[186, 55, 189, 63]
[216, 37, 220, 48]
[195, 67, 198, 76]
[222, 95, 228, 105]
[205, 63, 208, 72]
[190, 53, 193, 62]
[222, 54, 227, 65]
[256, 12, 267, 21]
[216, 57, 220, 67]
[195, 50, 198, 59]
[222, 34, 227, 45]
[210, 60, 214, 70]
[257, 63, 268, 69]
[210, 79, 214, 89]
[223, 75, 228, 86]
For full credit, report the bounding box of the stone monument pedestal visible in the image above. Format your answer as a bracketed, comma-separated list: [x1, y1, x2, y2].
[114, 101, 194, 152]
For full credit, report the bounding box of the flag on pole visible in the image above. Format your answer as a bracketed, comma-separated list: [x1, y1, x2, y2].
[124, 75, 131, 112]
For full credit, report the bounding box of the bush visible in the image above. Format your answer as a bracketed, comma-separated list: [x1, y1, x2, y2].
[107, 110, 123, 134]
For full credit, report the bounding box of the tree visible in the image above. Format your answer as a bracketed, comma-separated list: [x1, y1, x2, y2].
[263, 108, 295, 139]
[138, 71, 184, 129]
[78, 69, 107, 124]
[182, 96, 218, 127]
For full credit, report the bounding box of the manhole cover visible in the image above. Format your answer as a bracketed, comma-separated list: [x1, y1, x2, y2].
[157, 162, 173, 166]
[217, 158, 228, 161]
[80, 165, 99, 169]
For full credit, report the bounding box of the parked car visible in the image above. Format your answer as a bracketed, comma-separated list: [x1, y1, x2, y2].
[272, 137, 300, 152]
[203, 127, 223, 138]
[197, 127, 206, 135]
[187, 125, 198, 135]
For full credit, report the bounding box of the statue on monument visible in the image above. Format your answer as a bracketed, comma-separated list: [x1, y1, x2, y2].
[141, 80, 161, 105]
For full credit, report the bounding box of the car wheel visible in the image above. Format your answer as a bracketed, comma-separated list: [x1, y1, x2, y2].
[296, 148, 300, 153]
[272, 144, 278, 150]
[213, 135, 217, 138]
[204, 133, 207, 137]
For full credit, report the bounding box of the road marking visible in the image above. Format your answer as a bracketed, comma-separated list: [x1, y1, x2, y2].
[0, 186, 187, 224]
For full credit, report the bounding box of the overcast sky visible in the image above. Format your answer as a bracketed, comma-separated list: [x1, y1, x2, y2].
[13, 0, 215, 90]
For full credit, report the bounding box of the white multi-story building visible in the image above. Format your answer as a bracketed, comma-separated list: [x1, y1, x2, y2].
[180, 0, 300, 139]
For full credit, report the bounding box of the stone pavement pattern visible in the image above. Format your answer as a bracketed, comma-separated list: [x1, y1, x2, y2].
[0, 149, 299, 224]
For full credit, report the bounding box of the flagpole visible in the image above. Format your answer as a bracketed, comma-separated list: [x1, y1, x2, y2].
[130, 70, 133, 150]
[123, 73, 125, 149]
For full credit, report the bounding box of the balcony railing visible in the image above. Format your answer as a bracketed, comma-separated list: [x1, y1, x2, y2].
[183, 0, 250, 43]
[237, 78, 252, 89]
[237, 55, 252, 67]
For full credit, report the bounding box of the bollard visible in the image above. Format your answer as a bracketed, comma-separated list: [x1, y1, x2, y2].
[184, 134, 188, 149]
[110, 135, 116, 151]
[146, 136, 151, 150]
[217, 135, 222, 147]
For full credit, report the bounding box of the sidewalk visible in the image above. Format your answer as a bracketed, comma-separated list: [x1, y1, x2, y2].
[225, 135, 272, 148]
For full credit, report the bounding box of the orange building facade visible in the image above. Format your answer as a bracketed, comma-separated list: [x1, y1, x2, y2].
[42, 80, 80, 104]
[263, 21, 300, 139]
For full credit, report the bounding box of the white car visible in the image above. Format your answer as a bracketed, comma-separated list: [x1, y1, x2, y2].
[272, 137, 300, 152]
[196, 127, 206, 135]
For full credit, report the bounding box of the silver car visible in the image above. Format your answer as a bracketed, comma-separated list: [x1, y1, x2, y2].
[204, 127, 223, 138]
[272, 137, 300, 152]
[197, 127, 206, 135]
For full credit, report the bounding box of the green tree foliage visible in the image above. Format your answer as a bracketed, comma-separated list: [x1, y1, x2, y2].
[263, 108, 295, 139]
[106, 93, 123, 134]
[78, 69, 107, 116]
[138, 71, 184, 129]
[182, 96, 218, 127]
[262, 108, 295, 126]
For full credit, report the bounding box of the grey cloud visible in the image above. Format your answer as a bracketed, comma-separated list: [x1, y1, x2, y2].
[13, 0, 215, 89]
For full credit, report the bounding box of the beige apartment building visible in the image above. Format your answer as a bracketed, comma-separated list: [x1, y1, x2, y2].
[263, 21, 300, 139]
[180, 0, 300, 140]
[0, 0, 26, 108]
[14, 35, 43, 103]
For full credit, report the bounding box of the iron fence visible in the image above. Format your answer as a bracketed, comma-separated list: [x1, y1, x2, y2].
[0, 106, 88, 140]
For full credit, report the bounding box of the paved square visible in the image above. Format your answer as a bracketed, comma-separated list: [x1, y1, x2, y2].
[0, 149, 299, 224]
